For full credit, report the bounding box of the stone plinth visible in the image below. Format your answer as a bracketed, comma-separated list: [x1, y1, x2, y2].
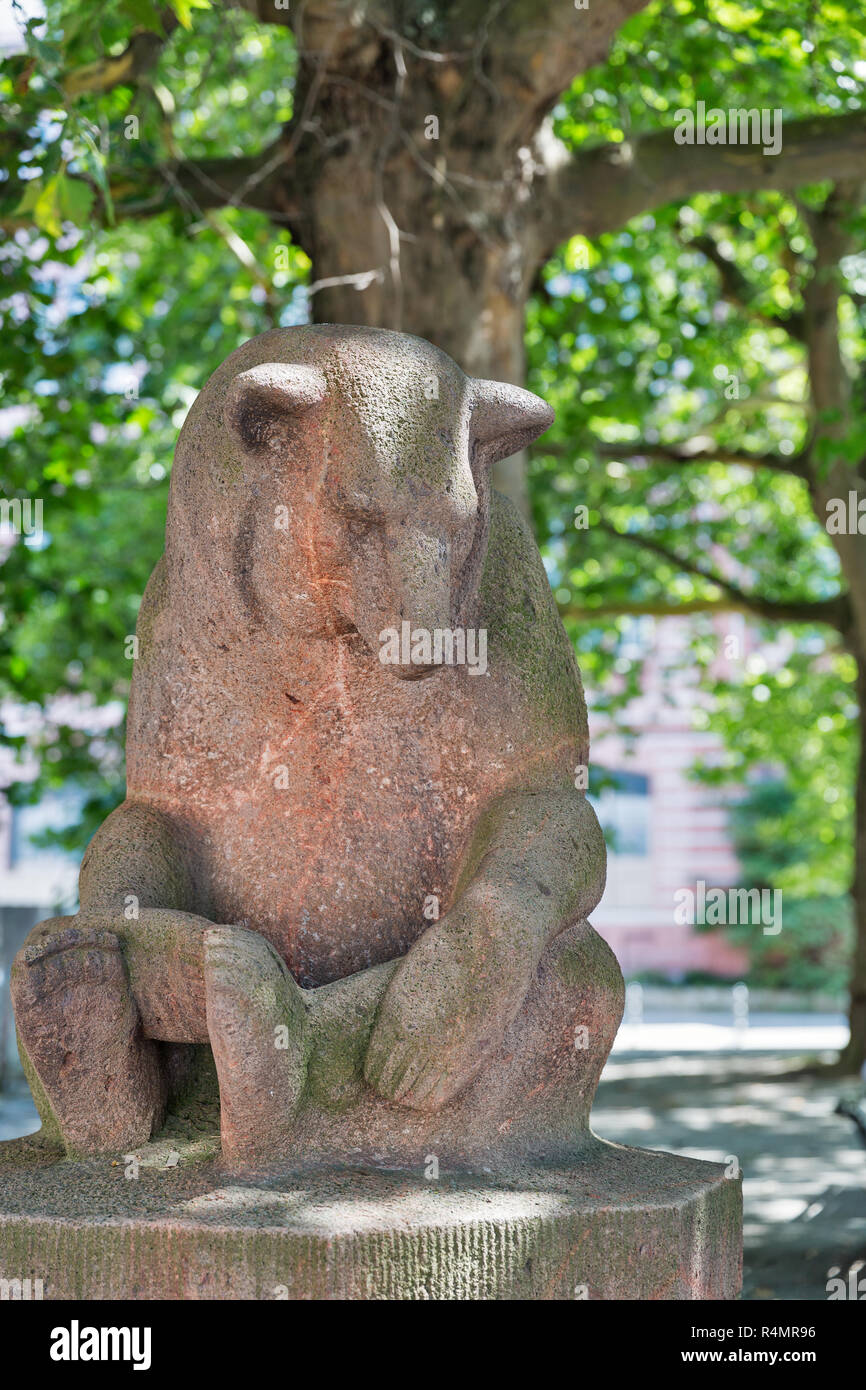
[0, 1137, 741, 1300]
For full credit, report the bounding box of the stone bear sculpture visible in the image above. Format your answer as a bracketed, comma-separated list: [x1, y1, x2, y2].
[12, 325, 620, 1170]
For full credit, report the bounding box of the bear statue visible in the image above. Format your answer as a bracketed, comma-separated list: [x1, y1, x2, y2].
[11, 324, 620, 1171]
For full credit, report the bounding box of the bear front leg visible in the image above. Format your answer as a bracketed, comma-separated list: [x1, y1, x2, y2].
[203, 926, 310, 1166]
[11, 798, 197, 1155]
[11, 920, 164, 1155]
[364, 785, 606, 1110]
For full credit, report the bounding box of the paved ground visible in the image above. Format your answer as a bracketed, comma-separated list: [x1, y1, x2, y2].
[596, 1036, 866, 1301]
[1, 1015, 864, 1301]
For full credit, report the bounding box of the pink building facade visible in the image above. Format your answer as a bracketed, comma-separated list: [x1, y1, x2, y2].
[588, 616, 749, 979]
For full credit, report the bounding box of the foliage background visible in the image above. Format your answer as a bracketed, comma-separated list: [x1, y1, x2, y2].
[3, 0, 866, 986]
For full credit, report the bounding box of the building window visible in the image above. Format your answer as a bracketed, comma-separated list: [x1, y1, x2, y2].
[590, 769, 651, 856]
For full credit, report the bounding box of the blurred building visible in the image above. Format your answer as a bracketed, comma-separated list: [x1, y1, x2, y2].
[0, 733, 81, 1085]
[589, 614, 748, 980]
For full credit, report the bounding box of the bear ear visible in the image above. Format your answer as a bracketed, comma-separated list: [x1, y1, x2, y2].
[469, 379, 555, 466]
[223, 363, 328, 449]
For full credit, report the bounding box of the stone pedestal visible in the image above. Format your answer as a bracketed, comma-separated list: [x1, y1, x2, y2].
[0, 1135, 741, 1300]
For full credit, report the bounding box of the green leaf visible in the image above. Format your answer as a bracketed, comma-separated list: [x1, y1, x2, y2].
[17, 172, 95, 238]
[166, 0, 212, 30]
[13, 180, 44, 217]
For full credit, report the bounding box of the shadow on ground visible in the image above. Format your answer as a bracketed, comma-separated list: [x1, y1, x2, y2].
[593, 1050, 866, 1301]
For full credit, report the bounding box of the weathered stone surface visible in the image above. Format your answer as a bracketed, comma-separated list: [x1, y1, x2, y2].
[0, 1140, 741, 1300]
[3, 325, 742, 1299]
[10, 325, 613, 1167]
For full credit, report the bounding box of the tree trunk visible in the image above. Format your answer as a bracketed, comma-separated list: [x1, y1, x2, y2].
[800, 183, 866, 1072]
[294, 99, 538, 509]
[280, 4, 618, 515]
[835, 654, 866, 1074]
[264, 1, 651, 509]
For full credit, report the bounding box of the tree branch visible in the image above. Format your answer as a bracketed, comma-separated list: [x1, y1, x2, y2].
[534, 111, 866, 254]
[596, 520, 849, 628]
[460, 0, 650, 148]
[561, 598, 752, 619]
[62, 14, 179, 98]
[593, 439, 811, 479]
[0, 130, 300, 234]
[107, 139, 298, 224]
